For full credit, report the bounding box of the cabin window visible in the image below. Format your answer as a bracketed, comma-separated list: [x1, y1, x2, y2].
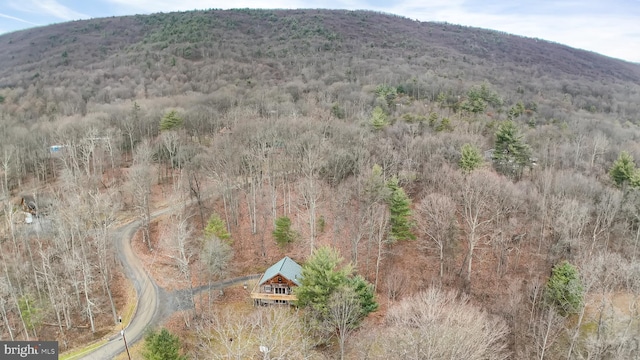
[264, 285, 272, 293]
[278, 276, 282, 283]
[275, 287, 286, 294]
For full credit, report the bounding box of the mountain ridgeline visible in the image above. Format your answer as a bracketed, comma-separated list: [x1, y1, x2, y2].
[0, 9, 639, 123]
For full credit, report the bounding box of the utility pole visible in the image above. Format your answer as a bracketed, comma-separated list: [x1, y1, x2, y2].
[120, 316, 131, 360]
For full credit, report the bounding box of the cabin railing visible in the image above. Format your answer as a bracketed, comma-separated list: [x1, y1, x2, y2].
[250, 292, 297, 301]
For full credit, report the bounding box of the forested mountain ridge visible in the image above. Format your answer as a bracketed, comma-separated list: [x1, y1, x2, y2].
[1, 8, 640, 360]
[2, 9, 639, 82]
[1, 9, 639, 122]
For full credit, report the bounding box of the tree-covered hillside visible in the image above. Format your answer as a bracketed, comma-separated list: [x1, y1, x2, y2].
[1, 9, 640, 359]
[1, 9, 639, 123]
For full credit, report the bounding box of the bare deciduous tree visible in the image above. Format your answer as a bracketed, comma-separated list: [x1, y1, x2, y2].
[458, 170, 500, 292]
[161, 198, 196, 325]
[160, 129, 181, 176]
[298, 134, 324, 255]
[589, 131, 609, 170]
[194, 307, 316, 359]
[207, 137, 241, 228]
[370, 203, 389, 291]
[1, 144, 15, 196]
[532, 307, 564, 360]
[325, 287, 363, 360]
[590, 187, 621, 252]
[0, 277, 15, 340]
[203, 310, 255, 359]
[417, 192, 457, 280]
[566, 251, 631, 359]
[535, 168, 554, 253]
[201, 236, 233, 282]
[252, 308, 315, 359]
[375, 287, 510, 360]
[89, 188, 121, 325]
[551, 195, 589, 258]
[127, 141, 154, 250]
[385, 271, 406, 302]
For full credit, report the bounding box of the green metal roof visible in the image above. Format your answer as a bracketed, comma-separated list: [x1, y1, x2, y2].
[259, 256, 302, 286]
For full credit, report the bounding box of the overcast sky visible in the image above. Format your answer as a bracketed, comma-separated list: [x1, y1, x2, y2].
[1, 0, 638, 63]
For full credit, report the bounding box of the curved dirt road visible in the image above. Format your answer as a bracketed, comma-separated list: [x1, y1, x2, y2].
[69, 216, 159, 360]
[72, 207, 258, 360]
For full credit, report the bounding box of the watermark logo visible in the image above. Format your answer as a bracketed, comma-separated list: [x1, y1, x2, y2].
[1, 341, 58, 359]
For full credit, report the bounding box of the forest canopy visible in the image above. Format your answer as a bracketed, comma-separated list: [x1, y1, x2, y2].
[0, 8, 639, 360]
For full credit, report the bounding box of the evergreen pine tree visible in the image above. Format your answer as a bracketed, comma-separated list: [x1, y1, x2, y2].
[428, 112, 439, 127]
[348, 275, 379, 315]
[273, 216, 296, 247]
[159, 110, 183, 131]
[435, 117, 454, 132]
[295, 246, 353, 316]
[386, 177, 415, 241]
[370, 106, 388, 130]
[609, 151, 639, 188]
[459, 143, 483, 174]
[492, 121, 531, 179]
[143, 328, 186, 360]
[204, 213, 230, 241]
[295, 246, 377, 320]
[365, 164, 390, 203]
[545, 261, 584, 316]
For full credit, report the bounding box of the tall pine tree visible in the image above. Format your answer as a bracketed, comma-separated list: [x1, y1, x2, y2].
[159, 110, 183, 131]
[459, 143, 483, 174]
[386, 177, 415, 241]
[273, 216, 296, 247]
[294, 246, 377, 322]
[492, 121, 531, 180]
[370, 106, 388, 130]
[295, 247, 352, 316]
[545, 261, 584, 316]
[203, 213, 230, 240]
[609, 151, 640, 188]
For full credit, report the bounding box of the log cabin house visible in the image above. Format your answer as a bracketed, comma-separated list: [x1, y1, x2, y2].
[250, 256, 302, 305]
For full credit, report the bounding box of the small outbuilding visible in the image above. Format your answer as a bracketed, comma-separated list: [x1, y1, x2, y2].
[21, 195, 38, 215]
[20, 193, 53, 216]
[250, 256, 302, 306]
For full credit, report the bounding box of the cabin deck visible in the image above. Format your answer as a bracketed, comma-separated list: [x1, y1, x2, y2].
[250, 292, 297, 301]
